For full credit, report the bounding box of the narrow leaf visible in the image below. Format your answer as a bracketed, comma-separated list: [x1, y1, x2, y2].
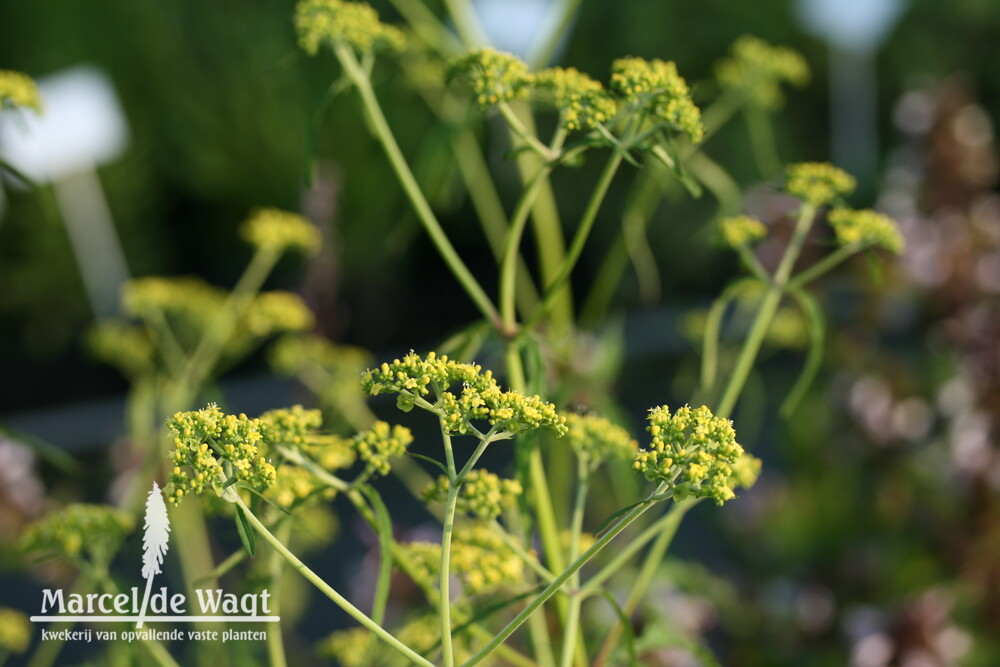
[407, 452, 449, 476]
[234, 505, 256, 558]
[780, 288, 826, 417]
[597, 590, 637, 666]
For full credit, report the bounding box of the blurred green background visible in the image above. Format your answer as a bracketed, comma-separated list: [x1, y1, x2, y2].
[2, 0, 1000, 665]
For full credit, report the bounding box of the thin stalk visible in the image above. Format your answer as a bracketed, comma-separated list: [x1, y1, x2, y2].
[440, 433, 493, 667]
[498, 103, 557, 161]
[700, 279, 755, 399]
[558, 459, 590, 667]
[266, 522, 291, 667]
[499, 129, 567, 330]
[715, 203, 816, 419]
[786, 241, 862, 290]
[579, 500, 693, 598]
[522, 151, 624, 334]
[234, 497, 434, 667]
[491, 520, 556, 583]
[463, 483, 670, 666]
[334, 43, 501, 329]
[387, 0, 463, 55]
[442, 0, 490, 47]
[591, 500, 696, 666]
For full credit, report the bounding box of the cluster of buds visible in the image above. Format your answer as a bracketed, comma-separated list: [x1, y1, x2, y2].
[716, 35, 810, 109]
[267, 465, 334, 509]
[563, 412, 638, 466]
[295, 0, 405, 56]
[785, 162, 856, 207]
[167, 405, 277, 504]
[320, 615, 481, 666]
[449, 49, 533, 109]
[402, 522, 526, 596]
[0, 608, 31, 655]
[423, 469, 522, 521]
[719, 214, 768, 248]
[352, 420, 413, 475]
[21, 504, 134, 565]
[610, 57, 703, 143]
[828, 208, 905, 254]
[257, 405, 325, 448]
[534, 67, 617, 131]
[633, 405, 745, 505]
[240, 208, 322, 255]
[0, 70, 42, 112]
[362, 351, 566, 437]
[87, 321, 156, 379]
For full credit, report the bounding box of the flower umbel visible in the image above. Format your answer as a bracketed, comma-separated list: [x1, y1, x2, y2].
[534, 67, 617, 131]
[0, 70, 42, 112]
[423, 469, 523, 521]
[352, 420, 413, 475]
[167, 405, 277, 504]
[240, 208, 322, 255]
[21, 504, 134, 566]
[716, 35, 809, 109]
[563, 413, 638, 466]
[719, 215, 768, 248]
[785, 162, 856, 207]
[633, 405, 745, 505]
[362, 351, 566, 437]
[295, 0, 405, 56]
[828, 208, 905, 254]
[449, 49, 533, 109]
[610, 57, 703, 143]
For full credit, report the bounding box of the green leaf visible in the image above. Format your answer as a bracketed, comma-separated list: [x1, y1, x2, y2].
[233, 505, 256, 558]
[407, 452, 449, 476]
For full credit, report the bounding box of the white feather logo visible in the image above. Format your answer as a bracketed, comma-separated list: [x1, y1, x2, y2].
[136, 481, 170, 628]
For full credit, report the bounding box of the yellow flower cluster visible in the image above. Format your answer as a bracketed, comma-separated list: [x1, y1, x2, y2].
[363, 351, 566, 437]
[267, 464, 334, 509]
[716, 35, 809, 109]
[167, 405, 277, 504]
[828, 208, 905, 254]
[0, 70, 42, 112]
[21, 504, 134, 565]
[730, 453, 763, 490]
[785, 162, 856, 207]
[534, 67, 617, 131]
[449, 49, 533, 109]
[563, 413, 638, 465]
[402, 522, 526, 596]
[122, 277, 313, 351]
[240, 208, 321, 255]
[319, 615, 487, 666]
[633, 405, 745, 505]
[0, 608, 31, 654]
[719, 215, 767, 248]
[610, 57, 703, 143]
[257, 405, 324, 448]
[303, 434, 357, 471]
[352, 420, 413, 475]
[295, 0, 405, 56]
[423, 469, 522, 521]
[87, 321, 156, 379]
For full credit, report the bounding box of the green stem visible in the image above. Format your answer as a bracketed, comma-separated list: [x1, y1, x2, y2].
[786, 242, 862, 290]
[266, 521, 291, 667]
[334, 43, 501, 329]
[463, 484, 670, 666]
[498, 103, 557, 161]
[522, 151, 624, 334]
[387, 0, 463, 54]
[579, 500, 693, 599]
[591, 500, 697, 666]
[558, 459, 590, 667]
[700, 278, 756, 399]
[440, 432, 493, 667]
[491, 520, 556, 583]
[234, 497, 434, 667]
[442, 0, 489, 47]
[499, 130, 567, 331]
[715, 203, 816, 418]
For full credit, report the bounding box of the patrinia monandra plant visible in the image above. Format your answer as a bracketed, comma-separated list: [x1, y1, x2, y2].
[12, 0, 906, 664]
